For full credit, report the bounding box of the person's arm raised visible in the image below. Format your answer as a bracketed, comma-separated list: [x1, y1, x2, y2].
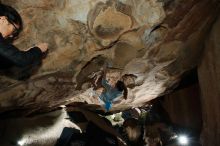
[0, 42, 48, 67]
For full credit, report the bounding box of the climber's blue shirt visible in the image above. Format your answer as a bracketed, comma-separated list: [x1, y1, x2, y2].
[99, 79, 122, 111]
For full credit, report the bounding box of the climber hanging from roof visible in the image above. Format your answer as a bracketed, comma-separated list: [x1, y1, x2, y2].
[92, 67, 128, 112]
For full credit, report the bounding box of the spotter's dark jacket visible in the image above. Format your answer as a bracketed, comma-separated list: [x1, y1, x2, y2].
[0, 33, 43, 69]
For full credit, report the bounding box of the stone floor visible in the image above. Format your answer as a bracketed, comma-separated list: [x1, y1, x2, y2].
[0, 109, 80, 146]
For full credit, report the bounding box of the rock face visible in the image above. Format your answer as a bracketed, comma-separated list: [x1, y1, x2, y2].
[198, 15, 220, 146]
[0, 0, 219, 118]
[163, 84, 202, 131]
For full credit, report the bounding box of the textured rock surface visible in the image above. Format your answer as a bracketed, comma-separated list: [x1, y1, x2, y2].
[163, 84, 202, 130]
[0, 0, 219, 117]
[198, 15, 220, 146]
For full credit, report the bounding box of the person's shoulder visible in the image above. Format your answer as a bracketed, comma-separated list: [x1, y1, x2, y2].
[0, 33, 5, 42]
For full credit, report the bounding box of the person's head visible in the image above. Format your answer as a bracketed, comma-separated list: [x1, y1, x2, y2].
[115, 80, 128, 99]
[0, 4, 23, 40]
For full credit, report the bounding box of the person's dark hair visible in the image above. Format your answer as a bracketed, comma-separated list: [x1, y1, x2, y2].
[116, 80, 128, 99]
[0, 3, 23, 39]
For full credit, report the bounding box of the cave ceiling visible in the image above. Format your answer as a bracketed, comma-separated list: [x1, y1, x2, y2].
[0, 0, 219, 116]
